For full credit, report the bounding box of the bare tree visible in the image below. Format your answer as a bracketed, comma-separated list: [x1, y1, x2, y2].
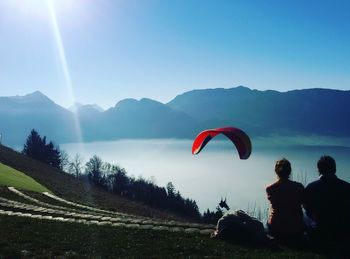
[60, 150, 70, 173]
[69, 154, 84, 178]
[85, 155, 105, 187]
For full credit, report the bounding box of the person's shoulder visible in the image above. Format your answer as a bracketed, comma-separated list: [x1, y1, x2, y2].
[266, 181, 278, 192]
[287, 180, 305, 193]
[337, 177, 350, 189]
[305, 179, 321, 191]
[291, 180, 305, 189]
[337, 177, 350, 184]
[305, 179, 322, 193]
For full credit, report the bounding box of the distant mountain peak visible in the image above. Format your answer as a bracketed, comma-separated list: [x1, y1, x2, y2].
[69, 102, 104, 114]
[30, 90, 45, 96]
[114, 98, 164, 109]
[8, 91, 53, 104]
[26, 90, 48, 98]
[234, 85, 251, 91]
[68, 102, 83, 113]
[90, 104, 104, 112]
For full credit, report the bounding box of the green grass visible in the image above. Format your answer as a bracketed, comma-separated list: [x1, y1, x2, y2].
[0, 215, 326, 258]
[0, 163, 49, 193]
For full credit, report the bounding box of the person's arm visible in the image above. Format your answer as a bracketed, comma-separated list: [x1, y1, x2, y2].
[266, 186, 280, 208]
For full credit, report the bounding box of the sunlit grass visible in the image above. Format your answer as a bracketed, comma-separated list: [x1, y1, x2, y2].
[0, 163, 49, 193]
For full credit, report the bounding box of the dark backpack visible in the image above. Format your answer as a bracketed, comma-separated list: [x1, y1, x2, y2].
[213, 210, 267, 245]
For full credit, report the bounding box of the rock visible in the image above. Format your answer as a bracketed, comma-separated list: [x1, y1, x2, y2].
[139, 224, 154, 230]
[109, 217, 122, 222]
[200, 229, 214, 235]
[97, 221, 112, 226]
[125, 224, 140, 229]
[152, 226, 169, 231]
[169, 227, 184, 233]
[53, 217, 65, 221]
[112, 222, 126, 227]
[184, 228, 200, 234]
[130, 219, 142, 224]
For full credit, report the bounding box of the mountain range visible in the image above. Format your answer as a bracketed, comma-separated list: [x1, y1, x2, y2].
[1, 86, 350, 147]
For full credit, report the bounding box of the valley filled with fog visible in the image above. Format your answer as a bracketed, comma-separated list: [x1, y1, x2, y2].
[62, 137, 350, 213]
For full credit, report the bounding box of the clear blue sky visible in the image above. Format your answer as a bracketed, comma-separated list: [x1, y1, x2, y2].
[0, 0, 349, 109]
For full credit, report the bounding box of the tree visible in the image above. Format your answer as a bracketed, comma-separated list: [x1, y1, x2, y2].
[23, 129, 62, 169]
[45, 141, 61, 169]
[60, 150, 70, 173]
[106, 165, 129, 195]
[81, 155, 201, 219]
[23, 129, 46, 161]
[166, 182, 176, 197]
[85, 155, 105, 187]
[68, 153, 84, 178]
[201, 202, 224, 224]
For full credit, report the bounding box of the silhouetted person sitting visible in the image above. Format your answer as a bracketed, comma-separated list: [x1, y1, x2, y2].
[304, 155, 350, 250]
[266, 158, 305, 244]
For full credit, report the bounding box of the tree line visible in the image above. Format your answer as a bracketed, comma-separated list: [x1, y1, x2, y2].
[22, 129, 206, 220]
[80, 155, 200, 219]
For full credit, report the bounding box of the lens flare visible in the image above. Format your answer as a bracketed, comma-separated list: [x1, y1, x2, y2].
[0, 0, 79, 18]
[46, 0, 84, 150]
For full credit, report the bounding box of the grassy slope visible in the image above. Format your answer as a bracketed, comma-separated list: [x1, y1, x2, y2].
[0, 163, 49, 192]
[0, 216, 325, 258]
[0, 144, 185, 221]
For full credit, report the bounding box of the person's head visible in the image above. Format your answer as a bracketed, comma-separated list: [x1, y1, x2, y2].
[317, 155, 336, 176]
[275, 158, 291, 179]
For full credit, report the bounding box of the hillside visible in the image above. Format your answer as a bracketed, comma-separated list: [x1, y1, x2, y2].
[0, 163, 49, 192]
[0, 144, 326, 258]
[0, 144, 186, 220]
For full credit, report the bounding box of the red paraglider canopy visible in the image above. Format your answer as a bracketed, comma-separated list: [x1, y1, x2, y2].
[192, 127, 252, 159]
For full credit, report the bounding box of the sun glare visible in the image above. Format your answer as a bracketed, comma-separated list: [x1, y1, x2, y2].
[1, 0, 78, 18]
[45, 0, 84, 147]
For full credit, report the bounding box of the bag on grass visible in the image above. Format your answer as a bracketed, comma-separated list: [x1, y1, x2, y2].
[212, 210, 267, 245]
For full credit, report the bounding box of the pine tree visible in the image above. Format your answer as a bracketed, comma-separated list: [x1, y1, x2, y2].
[23, 129, 46, 162]
[22, 129, 62, 169]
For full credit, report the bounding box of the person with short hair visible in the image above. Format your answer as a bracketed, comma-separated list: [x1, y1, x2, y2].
[304, 155, 350, 247]
[266, 158, 305, 242]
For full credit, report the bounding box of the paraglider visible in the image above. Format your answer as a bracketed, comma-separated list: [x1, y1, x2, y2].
[192, 127, 252, 159]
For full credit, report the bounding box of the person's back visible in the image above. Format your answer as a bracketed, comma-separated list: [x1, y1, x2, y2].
[267, 179, 304, 236]
[305, 176, 350, 232]
[266, 159, 305, 241]
[304, 156, 350, 252]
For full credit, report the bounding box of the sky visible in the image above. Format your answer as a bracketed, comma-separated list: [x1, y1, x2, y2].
[0, 0, 349, 109]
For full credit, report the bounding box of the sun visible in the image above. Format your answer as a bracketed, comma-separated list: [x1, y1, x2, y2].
[1, 0, 78, 18]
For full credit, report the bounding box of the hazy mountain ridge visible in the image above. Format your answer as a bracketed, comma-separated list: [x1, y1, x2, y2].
[1, 87, 349, 147]
[69, 102, 104, 114]
[90, 98, 198, 140]
[0, 91, 78, 146]
[168, 87, 350, 136]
